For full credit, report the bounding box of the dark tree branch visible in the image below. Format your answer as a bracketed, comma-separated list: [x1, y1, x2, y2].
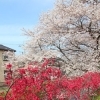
[96, 35, 100, 49]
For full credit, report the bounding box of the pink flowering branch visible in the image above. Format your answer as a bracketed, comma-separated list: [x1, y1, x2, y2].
[1, 59, 100, 100]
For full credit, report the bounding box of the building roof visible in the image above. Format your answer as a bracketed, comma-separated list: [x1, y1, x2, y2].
[0, 44, 16, 52]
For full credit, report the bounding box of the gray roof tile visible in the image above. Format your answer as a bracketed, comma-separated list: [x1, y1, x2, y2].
[0, 44, 16, 52]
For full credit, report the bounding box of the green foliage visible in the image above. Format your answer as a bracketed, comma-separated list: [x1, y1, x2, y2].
[0, 87, 8, 97]
[92, 95, 100, 100]
[0, 87, 8, 91]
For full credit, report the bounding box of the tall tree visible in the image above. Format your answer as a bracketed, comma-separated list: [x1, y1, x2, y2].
[6, 0, 100, 77]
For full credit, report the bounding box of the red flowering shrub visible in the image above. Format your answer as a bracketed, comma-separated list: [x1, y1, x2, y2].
[1, 59, 100, 100]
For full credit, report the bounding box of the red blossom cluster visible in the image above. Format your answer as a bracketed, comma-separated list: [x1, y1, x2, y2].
[0, 59, 100, 100]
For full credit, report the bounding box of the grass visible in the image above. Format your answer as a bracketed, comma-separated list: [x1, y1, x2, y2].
[0, 86, 8, 98]
[92, 95, 100, 100]
[0, 86, 8, 92]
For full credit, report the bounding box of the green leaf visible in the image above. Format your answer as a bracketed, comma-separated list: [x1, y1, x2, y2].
[92, 95, 100, 100]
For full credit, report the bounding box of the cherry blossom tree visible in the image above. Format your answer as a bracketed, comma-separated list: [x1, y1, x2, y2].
[5, 0, 100, 76]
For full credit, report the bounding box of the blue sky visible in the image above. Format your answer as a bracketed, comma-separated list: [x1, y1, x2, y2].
[0, 0, 54, 54]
